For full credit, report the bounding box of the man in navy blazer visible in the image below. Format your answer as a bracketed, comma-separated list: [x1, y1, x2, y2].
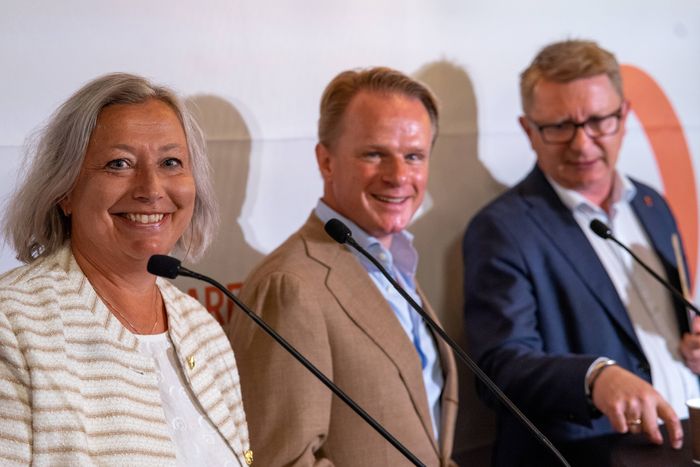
[463, 40, 700, 466]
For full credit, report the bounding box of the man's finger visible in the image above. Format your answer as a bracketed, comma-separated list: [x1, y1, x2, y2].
[683, 334, 700, 350]
[691, 316, 700, 334]
[608, 409, 628, 433]
[656, 402, 683, 449]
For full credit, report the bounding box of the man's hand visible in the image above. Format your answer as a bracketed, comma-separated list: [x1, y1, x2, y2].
[681, 315, 700, 373]
[591, 365, 682, 449]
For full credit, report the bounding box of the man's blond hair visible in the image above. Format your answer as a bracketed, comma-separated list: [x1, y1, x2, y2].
[520, 40, 623, 113]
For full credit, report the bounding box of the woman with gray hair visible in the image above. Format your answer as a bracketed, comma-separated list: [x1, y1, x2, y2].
[0, 73, 252, 466]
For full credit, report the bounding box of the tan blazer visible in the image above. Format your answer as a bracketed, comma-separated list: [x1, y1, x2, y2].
[227, 214, 458, 466]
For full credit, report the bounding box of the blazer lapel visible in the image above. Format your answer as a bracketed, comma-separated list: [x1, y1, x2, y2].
[301, 215, 439, 451]
[417, 286, 458, 458]
[520, 168, 641, 348]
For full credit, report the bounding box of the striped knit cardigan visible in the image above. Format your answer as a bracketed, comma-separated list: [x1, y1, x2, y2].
[0, 245, 251, 466]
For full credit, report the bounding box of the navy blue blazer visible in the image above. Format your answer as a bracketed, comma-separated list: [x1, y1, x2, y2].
[463, 166, 691, 466]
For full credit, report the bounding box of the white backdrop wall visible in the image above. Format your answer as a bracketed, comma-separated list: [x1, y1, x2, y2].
[2, 1, 699, 461]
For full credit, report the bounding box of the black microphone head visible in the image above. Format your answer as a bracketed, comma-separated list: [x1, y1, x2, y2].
[589, 219, 612, 239]
[324, 218, 352, 245]
[147, 255, 181, 279]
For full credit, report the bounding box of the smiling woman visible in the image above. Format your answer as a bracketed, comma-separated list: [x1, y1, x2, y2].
[60, 99, 198, 325]
[0, 73, 252, 466]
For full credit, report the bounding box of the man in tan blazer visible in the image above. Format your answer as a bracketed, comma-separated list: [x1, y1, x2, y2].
[228, 67, 458, 466]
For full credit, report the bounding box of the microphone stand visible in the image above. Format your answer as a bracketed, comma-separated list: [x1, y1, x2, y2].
[325, 219, 571, 467]
[148, 256, 426, 467]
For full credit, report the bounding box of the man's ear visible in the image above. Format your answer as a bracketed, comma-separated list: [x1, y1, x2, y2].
[518, 115, 532, 137]
[315, 143, 333, 181]
[618, 99, 631, 138]
[518, 116, 537, 149]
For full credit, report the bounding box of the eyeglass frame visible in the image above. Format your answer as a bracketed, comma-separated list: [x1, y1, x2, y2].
[525, 103, 627, 144]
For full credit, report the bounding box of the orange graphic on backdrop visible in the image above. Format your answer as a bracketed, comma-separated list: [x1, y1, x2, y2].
[621, 65, 698, 290]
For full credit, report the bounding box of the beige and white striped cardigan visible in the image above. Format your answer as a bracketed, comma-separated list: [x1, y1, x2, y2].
[0, 245, 251, 466]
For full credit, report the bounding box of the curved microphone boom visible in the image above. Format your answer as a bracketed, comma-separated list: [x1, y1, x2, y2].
[324, 218, 571, 467]
[589, 219, 700, 316]
[147, 254, 426, 467]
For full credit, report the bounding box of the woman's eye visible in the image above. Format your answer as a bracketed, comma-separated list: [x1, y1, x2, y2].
[163, 158, 183, 168]
[106, 159, 130, 170]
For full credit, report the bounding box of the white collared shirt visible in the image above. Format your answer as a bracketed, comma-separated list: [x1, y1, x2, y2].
[315, 200, 444, 440]
[548, 173, 699, 418]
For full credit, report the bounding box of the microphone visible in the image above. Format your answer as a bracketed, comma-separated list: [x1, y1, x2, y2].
[325, 218, 352, 244]
[147, 255, 426, 467]
[324, 219, 571, 467]
[589, 218, 612, 239]
[588, 219, 700, 316]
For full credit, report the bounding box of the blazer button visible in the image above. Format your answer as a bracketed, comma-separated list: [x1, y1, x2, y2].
[244, 449, 253, 465]
[187, 356, 196, 370]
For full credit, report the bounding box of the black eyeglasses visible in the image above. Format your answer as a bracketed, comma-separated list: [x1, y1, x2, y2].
[527, 106, 624, 144]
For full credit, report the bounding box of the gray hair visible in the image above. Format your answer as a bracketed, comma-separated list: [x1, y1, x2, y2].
[4, 72, 218, 263]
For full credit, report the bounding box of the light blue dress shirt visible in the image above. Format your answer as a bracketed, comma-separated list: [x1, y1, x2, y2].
[314, 200, 444, 439]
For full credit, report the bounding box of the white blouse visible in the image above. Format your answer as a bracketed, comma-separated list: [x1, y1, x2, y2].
[136, 332, 242, 467]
